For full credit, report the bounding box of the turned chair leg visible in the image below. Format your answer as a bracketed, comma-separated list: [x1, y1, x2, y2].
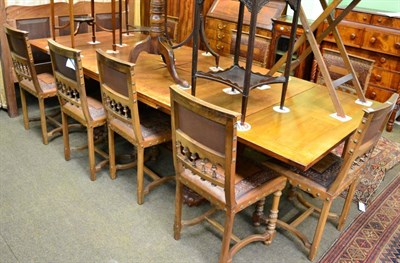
[309, 200, 332, 261]
[252, 198, 266, 227]
[136, 147, 145, 205]
[38, 98, 49, 145]
[174, 179, 183, 240]
[265, 190, 282, 244]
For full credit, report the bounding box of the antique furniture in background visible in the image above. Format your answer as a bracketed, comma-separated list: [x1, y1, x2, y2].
[129, 0, 189, 88]
[2, 1, 127, 118]
[97, 49, 173, 205]
[170, 86, 287, 263]
[261, 92, 399, 260]
[311, 48, 375, 95]
[318, 7, 400, 131]
[268, 15, 313, 79]
[4, 24, 62, 145]
[268, 0, 370, 120]
[192, 0, 302, 128]
[50, 0, 125, 50]
[48, 39, 108, 181]
[29, 32, 381, 172]
[205, 0, 287, 67]
[166, 0, 214, 44]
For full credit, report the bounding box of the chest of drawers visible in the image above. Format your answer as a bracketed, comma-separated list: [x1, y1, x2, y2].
[319, 7, 400, 131]
[204, 0, 286, 67]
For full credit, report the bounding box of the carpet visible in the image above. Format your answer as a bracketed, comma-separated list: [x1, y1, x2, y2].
[318, 175, 400, 263]
[334, 136, 400, 205]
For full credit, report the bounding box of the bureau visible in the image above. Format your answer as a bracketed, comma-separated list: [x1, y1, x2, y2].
[319, 7, 400, 132]
[268, 15, 314, 79]
[204, 0, 286, 67]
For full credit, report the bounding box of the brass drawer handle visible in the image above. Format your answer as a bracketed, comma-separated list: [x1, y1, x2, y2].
[374, 74, 382, 81]
[363, 16, 368, 21]
[217, 23, 226, 30]
[279, 26, 285, 31]
[395, 42, 400, 49]
[217, 33, 225, 40]
[380, 57, 386, 63]
[377, 18, 382, 23]
[216, 44, 224, 50]
[370, 37, 376, 44]
[350, 33, 356, 40]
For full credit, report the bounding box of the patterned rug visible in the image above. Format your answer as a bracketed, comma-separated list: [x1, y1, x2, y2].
[318, 175, 400, 262]
[334, 136, 400, 205]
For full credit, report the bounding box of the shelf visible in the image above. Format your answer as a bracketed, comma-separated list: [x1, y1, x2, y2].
[196, 65, 286, 93]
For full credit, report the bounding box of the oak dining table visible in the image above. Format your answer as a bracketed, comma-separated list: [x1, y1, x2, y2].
[30, 31, 379, 171]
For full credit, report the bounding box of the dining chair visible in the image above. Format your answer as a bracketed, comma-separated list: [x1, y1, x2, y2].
[311, 48, 375, 95]
[4, 24, 62, 145]
[170, 86, 287, 263]
[96, 49, 173, 205]
[47, 39, 108, 181]
[261, 93, 399, 261]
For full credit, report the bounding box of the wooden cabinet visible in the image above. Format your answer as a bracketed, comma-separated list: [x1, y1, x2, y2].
[166, 0, 214, 44]
[268, 15, 314, 79]
[319, 7, 400, 131]
[204, 0, 286, 67]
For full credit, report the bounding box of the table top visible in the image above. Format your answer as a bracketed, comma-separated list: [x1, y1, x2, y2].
[30, 31, 378, 171]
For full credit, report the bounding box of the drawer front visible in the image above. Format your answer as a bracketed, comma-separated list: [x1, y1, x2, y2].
[205, 27, 218, 42]
[208, 39, 230, 56]
[274, 23, 304, 36]
[206, 18, 236, 33]
[371, 15, 400, 30]
[365, 84, 396, 102]
[362, 29, 400, 56]
[336, 9, 372, 24]
[324, 23, 364, 47]
[323, 42, 400, 72]
[369, 67, 400, 90]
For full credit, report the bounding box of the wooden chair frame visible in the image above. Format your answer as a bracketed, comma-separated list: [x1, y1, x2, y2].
[48, 39, 108, 181]
[262, 93, 399, 260]
[4, 23, 62, 145]
[171, 86, 287, 263]
[96, 49, 172, 204]
[310, 48, 375, 96]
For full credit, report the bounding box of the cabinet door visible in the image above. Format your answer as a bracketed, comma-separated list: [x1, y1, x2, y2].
[173, 0, 214, 44]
